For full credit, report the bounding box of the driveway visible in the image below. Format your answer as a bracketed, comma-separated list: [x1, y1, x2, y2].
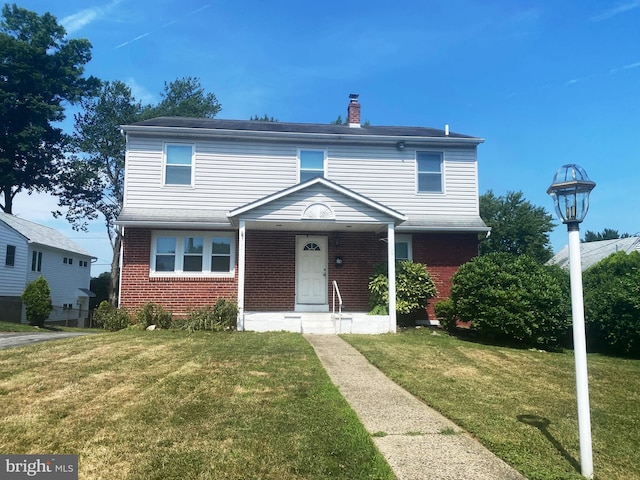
[0, 332, 96, 350]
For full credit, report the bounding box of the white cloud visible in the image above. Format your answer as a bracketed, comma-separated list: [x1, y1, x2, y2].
[61, 0, 123, 35]
[590, 1, 640, 22]
[623, 61, 640, 69]
[125, 77, 157, 105]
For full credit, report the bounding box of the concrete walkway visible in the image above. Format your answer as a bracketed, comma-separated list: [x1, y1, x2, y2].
[0, 332, 94, 350]
[305, 335, 525, 480]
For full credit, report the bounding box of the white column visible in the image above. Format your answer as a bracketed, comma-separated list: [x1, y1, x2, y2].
[237, 221, 246, 331]
[387, 223, 396, 333]
[568, 223, 593, 479]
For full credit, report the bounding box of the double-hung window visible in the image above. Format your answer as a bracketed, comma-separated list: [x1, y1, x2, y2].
[151, 232, 235, 276]
[299, 149, 326, 182]
[5, 245, 16, 266]
[395, 235, 413, 262]
[165, 144, 194, 185]
[416, 152, 443, 193]
[31, 251, 42, 272]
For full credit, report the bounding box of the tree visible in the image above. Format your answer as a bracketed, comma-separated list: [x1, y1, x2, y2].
[479, 190, 555, 263]
[0, 4, 99, 213]
[21, 276, 53, 327]
[250, 114, 278, 122]
[143, 77, 221, 119]
[582, 228, 631, 243]
[56, 78, 221, 304]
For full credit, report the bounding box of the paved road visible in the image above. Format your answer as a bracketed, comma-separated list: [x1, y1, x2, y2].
[0, 332, 95, 349]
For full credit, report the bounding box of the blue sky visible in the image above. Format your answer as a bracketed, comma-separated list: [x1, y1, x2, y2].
[10, 0, 640, 275]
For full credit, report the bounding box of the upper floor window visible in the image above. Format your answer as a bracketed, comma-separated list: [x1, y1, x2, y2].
[299, 149, 326, 183]
[165, 144, 194, 186]
[395, 235, 413, 261]
[31, 251, 42, 272]
[416, 152, 443, 193]
[5, 245, 16, 266]
[63, 257, 73, 265]
[151, 232, 235, 277]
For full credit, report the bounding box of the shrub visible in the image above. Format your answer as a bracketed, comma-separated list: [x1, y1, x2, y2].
[182, 299, 238, 333]
[94, 301, 131, 331]
[135, 302, 173, 329]
[21, 276, 53, 327]
[434, 298, 457, 333]
[448, 253, 570, 348]
[583, 251, 640, 357]
[368, 261, 438, 318]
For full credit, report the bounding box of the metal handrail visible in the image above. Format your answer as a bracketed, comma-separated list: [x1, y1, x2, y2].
[332, 280, 343, 333]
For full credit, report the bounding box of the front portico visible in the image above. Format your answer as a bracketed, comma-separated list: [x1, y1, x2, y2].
[228, 177, 406, 333]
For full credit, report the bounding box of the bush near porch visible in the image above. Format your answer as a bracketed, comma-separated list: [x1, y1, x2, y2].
[368, 260, 437, 323]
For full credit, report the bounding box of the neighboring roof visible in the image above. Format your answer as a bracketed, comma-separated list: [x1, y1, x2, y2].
[122, 117, 484, 145]
[548, 236, 640, 271]
[0, 212, 95, 258]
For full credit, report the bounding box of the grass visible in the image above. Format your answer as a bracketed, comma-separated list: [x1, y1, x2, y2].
[0, 330, 394, 480]
[343, 329, 640, 480]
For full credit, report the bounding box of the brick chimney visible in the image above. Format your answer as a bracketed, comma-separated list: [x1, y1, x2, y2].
[347, 93, 361, 128]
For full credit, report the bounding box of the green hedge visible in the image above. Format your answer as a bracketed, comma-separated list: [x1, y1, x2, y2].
[583, 251, 640, 358]
[440, 253, 571, 348]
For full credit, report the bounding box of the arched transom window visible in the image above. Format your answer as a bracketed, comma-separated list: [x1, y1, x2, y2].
[303, 242, 321, 251]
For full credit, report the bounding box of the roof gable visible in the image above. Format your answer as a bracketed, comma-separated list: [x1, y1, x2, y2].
[0, 212, 95, 258]
[228, 177, 406, 226]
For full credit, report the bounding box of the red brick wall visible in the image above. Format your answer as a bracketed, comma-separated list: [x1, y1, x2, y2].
[120, 228, 477, 318]
[120, 228, 238, 316]
[412, 232, 479, 317]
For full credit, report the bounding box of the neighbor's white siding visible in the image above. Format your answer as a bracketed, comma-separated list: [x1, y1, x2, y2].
[25, 246, 92, 311]
[124, 135, 479, 219]
[0, 223, 28, 296]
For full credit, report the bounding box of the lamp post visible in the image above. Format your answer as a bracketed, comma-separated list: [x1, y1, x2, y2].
[547, 164, 596, 479]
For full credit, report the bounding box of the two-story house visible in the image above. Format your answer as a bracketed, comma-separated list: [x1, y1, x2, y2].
[117, 95, 488, 333]
[0, 212, 96, 325]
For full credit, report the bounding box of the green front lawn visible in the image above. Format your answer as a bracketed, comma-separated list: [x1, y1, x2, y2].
[0, 331, 394, 480]
[344, 329, 640, 480]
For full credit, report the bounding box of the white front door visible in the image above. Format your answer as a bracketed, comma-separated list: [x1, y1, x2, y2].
[296, 236, 328, 307]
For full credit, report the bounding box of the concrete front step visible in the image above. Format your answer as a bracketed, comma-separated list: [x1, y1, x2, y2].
[242, 312, 392, 334]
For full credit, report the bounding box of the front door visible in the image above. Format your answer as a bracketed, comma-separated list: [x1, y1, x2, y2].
[296, 235, 328, 308]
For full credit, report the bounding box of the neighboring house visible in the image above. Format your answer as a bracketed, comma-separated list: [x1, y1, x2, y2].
[548, 236, 640, 271]
[0, 212, 96, 325]
[117, 95, 488, 333]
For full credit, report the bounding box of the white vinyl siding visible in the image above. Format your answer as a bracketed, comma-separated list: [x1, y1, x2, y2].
[124, 137, 480, 220]
[151, 231, 235, 277]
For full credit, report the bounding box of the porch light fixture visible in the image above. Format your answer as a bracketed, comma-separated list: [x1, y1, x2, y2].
[547, 163, 596, 479]
[396, 141, 405, 151]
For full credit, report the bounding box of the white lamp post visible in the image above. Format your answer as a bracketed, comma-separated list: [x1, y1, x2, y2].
[547, 164, 596, 479]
